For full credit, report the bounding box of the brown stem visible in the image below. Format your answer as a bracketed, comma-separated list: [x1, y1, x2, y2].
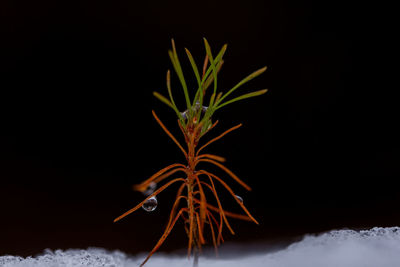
[140, 208, 187, 267]
[199, 170, 259, 225]
[152, 110, 188, 158]
[196, 159, 251, 191]
[196, 123, 242, 156]
[114, 178, 185, 222]
[133, 163, 186, 192]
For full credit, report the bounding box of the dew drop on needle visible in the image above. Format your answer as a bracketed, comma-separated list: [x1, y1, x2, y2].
[235, 195, 243, 203]
[142, 196, 158, 212]
[143, 182, 157, 196]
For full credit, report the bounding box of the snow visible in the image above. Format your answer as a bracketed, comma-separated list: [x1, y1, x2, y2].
[1, 227, 400, 267]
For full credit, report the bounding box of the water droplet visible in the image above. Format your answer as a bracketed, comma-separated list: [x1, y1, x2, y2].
[181, 101, 208, 121]
[181, 110, 188, 120]
[142, 196, 158, 212]
[143, 182, 157, 196]
[235, 195, 243, 203]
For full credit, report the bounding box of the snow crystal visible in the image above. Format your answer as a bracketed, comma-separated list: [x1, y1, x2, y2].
[1, 227, 400, 267]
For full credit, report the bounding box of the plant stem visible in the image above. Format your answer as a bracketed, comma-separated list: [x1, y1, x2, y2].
[185, 121, 201, 266]
[193, 246, 199, 267]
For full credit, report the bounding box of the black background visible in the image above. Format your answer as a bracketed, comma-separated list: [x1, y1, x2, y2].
[0, 0, 398, 258]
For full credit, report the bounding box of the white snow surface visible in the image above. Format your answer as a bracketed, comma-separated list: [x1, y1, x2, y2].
[1, 227, 400, 267]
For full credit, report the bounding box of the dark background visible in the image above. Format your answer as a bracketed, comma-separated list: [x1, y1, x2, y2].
[0, 0, 398, 258]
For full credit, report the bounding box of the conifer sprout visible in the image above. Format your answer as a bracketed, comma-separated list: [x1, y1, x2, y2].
[114, 38, 268, 267]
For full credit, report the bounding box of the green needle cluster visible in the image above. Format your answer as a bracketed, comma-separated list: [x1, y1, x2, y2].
[153, 38, 268, 135]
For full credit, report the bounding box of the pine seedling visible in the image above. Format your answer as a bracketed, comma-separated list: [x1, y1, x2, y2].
[114, 38, 268, 267]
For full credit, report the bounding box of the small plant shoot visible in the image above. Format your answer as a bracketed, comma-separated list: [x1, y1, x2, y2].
[114, 38, 268, 267]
